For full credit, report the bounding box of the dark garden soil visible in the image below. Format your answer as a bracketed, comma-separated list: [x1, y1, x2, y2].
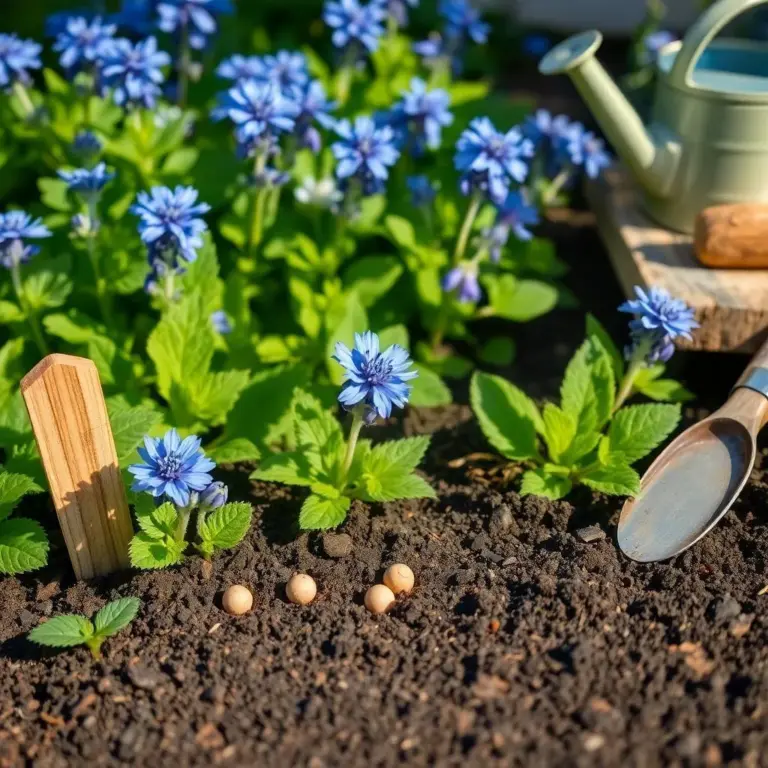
[2, 66, 768, 768]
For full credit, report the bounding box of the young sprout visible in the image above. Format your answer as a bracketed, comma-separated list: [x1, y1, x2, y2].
[28, 597, 140, 659]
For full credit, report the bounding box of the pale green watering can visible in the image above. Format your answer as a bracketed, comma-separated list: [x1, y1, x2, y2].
[539, 0, 768, 234]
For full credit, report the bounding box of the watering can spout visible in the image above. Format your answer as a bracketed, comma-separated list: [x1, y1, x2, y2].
[539, 31, 681, 198]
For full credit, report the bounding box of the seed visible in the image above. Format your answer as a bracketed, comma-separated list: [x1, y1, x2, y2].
[365, 584, 396, 615]
[222, 585, 253, 615]
[286, 574, 317, 605]
[383, 564, 414, 595]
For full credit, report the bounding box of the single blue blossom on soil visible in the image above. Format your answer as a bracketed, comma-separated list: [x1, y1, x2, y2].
[295, 177, 343, 209]
[0, 211, 52, 269]
[210, 310, 232, 334]
[455, 117, 533, 203]
[0, 34, 42, 90]
[53, 16, 117, 76]
[200, 480, 228, 509]
[333, 331, 418, 422]
[131, 185, 211, 264]
[439, 0, 489, 44]
[521, 33, 552, 58]
[72, 130, 103, 165]
[216, 54, 265, 82]
[128, 428, 216, 507]
[407, 175, 437, 207]
[323, 0, 386, 56]
[332, 116, 400, 195]
[443, 263, 481, 303]
[58, 162, 114, 198]
[102, 36, 171, 109]
[395, 77, 453, 153]
[642, 30, 677, 65]
[294, 80, 336, 152]
[111, 0, 156, 35]
[261, 51, 308, 97]
[157, 0, 233, 50]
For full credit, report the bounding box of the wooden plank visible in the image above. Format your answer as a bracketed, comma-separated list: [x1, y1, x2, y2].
[585, 165, 768, 353]
[21, 354, 133, 580]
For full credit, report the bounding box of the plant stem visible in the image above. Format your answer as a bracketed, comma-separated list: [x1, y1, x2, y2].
[163, 270, 177, 308]
[452, 193, 482, 266]
[245, 151, 268, 258]
[177, 23, 190, 108]
[342, 408, 365, 477]
[541, 167, 572, 207]
[613, 338, 652, 413]
[86, 201, 113, 326]
[11, 262, 48, 357]
[175, 506, 192, 543]
[335, 47, 358, 105]
[12, 81, 35, 117]
[85, 637, 104, 660]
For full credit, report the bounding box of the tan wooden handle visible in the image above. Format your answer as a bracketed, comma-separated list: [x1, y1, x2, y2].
[21, 354, 133, 580]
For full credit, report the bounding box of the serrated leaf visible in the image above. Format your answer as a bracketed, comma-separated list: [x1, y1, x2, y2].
[252, 452, 315, 487]
[291, 389, 344, 481]
[94, 597, 140, 638]
[107, 397, 163, 466]
[586, 314, 624, 380]
[560, 339, 615, 433]
[634, 367, 694, 402]
[0, 472, 42, 521]
[359, 437, 435, 502]
[608, 404, 681, 464]
[561, 431, 603, 466]
[488, 276, 558, 322]
[28, 615, 94, 648]
[541, 404, 576, 464]
[207, 438, 261, 464]
[129, 532, 186, 569]
[580, 462, 640, 496]
[385, 215, 417, 250]
[470, 372, 542, 461]
[519, 469, 572, 500]
[343, 255, 404, 306]
[135, 501, 177, 539]
[193, 369, 250, 425]
[409, 364, 452, 407]
[198, 502, 252, 556]
[0, 518, 49, 574]
[299, 494, 351, 530]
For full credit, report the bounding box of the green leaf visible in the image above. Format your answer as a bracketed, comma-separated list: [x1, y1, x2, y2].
[135, 501, 177, 540]
[39, 177, 72, 212]
[326, 294, 368, 385]
[93, 597, 140, 638]
[28, 615, 94, 648]
[291, 389, 343, 480]
[193, 369, 250, 425]
[343, 255, 403, 306]
[107, 397, 163, 466]
[252, 452, 315, 487]
[0, 300, 23, 324]
[207, 438, 261, 464]
[479, 337, 516, 366]
[560, 339, 615, 433]
[634, 366, 694, 402]
[586, 314, 624, 380]
[541, 404, 576, 464]
[23, 257, 73, 311]
[299, 494, 351, 530]
[384, 215, 417, 250]
[198, 502, 252, 556]
[0, 472, 42, 521]
[0, 518, 49, 574]
[129, 532, 186, 569]
[608, 404, 681, 464]
[409, 364, 452, 407]
[580, 461, 641, 496]
[448, 80, 491, 105]
[487, 276, 558, 322]
[359, 437, 436, 502]
[470, 372, 542, 461]
[519, 469, 572, 500]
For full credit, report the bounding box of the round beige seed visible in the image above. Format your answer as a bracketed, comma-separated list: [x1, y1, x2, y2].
[364, 584, 396, 615]
[286, 574, 317, 605]
[383, 564, 415, 595]
[222, 585, 253, 615]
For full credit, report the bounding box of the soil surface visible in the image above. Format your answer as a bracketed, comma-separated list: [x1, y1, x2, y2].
[2, 59, 767, 768]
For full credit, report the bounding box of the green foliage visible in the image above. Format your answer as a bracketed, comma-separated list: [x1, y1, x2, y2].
[0, 471, 46, 575]
[196, 502, 253, 560]
[471, 318, 686, 500]
[28, 597, 140, 659]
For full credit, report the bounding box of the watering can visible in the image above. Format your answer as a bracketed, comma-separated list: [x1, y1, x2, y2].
[539, 0, 768, 234]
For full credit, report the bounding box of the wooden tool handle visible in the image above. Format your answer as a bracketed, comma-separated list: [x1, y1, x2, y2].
[21, 354, 133, 580]
[695, 204, 768, 269]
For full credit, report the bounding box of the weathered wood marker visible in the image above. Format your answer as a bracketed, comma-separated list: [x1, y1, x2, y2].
[21, 354, 133, 579]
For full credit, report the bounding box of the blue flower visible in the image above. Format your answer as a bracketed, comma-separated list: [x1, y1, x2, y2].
[200, 480, 228, 509]
[252, 166, 291, 189]
[215, 54, 266, 82]
[455, 117, 533, 203]
[0, 34, 42, 90]
[261, 51, 308, 97]
[333, 331, 418, 422]
[574, 130, 611, 179]
[128, 428, 216, 507]
[210, 310, 232, 334]
[323, 0, 386, 55]
[619, 286, 698, 341]
[72, 130, 103, 165]
[413, 34, 444, 63]
[214, 80, 299, 151]
[396, 77, 453, 152]
[443, 263, 481, 303]
[111, 0, 156, 35]
[157, 0, 233, 50]
[131, 185, 211, 264]
[0, 211, 51, 269]
[332, 116, 400, 196]
[493, 190, 539, 244]
[407, 175, 437, 207]
[53, 16, 117, 76]
[294, 80, 336, 152]
[439, 0, 489, 44]
[521, 34, 552, 58]
[102, 36, 171, 109]
[58, 162, 115, 199]
[642, 30, 677, 65]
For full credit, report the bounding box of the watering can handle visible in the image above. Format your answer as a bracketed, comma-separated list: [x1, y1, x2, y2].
[669, 0, 768, 89]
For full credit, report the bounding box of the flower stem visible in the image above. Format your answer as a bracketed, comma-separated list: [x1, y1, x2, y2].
[541, 167, 572, 207]
[11, 262, 48, 357]
[175, 506, 192, 543]
[453, 193, 482, 266]
[613, 338, 652, 413]
[342, 408, 365, 478]
[177, 23, 190, 108]
[163, 270, 177, 308]
[86, 202, 113, 326]
[245, 151, 269, 258]
[335, 47, 357, 105]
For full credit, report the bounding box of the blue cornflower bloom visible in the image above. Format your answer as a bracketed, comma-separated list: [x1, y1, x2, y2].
[0, 34, 42, 90]
[396, 77, 453, 152]
[53, 16, 117, 76]
[111, 0, 156, 35]
[323, 0, 386, 55]
[294, 80, 336, 152]
[46, 10, 96, 38]
[439, 0, 489, 44]
[102, 36, 171, 109]
[332, 116, 400, 196]
[576, 131, 611, 179]
[131, 185, 211, 264]
[0, 211, 51, 269]
[262, 51, 308, 97]
[58, 162, 115, 199]
[481, 190, 540, 261]
[619, 286, 698, 341]
[215, 54, 266, 82]
[200, 481, 228, 509]
[413, 34, 444, 63]
[157, 0, 233, 50]
[210, 310, 232, 334]
[72, 130, 103, 165]
[128, 428, 216, 507]
[443, 263, 481, 303]
[455, 117, 533, 203]
[407, 175, 437, 208]
[333, 331, 418, 422]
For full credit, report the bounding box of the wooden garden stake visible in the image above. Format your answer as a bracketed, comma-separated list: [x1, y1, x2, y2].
[21, 354, 133, 580]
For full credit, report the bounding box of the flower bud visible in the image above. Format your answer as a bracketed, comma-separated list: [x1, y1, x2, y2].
[200, 481, 228, 510]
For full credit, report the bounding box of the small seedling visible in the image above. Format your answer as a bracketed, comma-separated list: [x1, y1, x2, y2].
[286, 574, 317, 605]
[28, 597, 140, 659]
